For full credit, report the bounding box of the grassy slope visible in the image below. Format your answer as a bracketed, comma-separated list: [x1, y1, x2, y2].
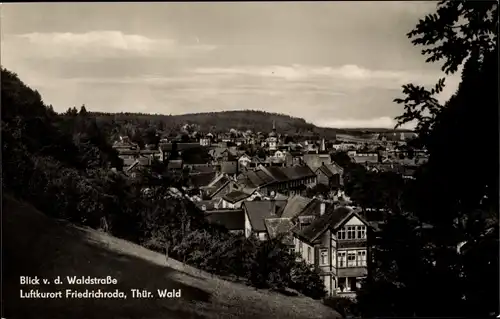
[3, 195, 340, 319]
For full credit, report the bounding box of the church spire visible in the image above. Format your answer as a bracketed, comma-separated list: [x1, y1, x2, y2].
[272, 120, 276, 131]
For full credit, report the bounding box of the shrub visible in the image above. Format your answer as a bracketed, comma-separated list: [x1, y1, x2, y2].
[290, 261, 327, 299]
[323, 296, 359, 318]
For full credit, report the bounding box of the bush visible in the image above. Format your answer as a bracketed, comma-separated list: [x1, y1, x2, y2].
[290, 260, 327, 299]
[323, 296, 359, 318]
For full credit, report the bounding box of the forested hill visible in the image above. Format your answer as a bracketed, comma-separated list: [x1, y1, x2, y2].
[89, 110, 412, 138]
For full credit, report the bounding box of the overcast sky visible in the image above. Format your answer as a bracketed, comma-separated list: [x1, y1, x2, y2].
[1, 2, 461, 129]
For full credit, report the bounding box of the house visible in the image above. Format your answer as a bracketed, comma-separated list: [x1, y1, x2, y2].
[236, 166, 317, 197]
[238, 154, 253, 168]
[188, 171, 217, 190]
[195, 198, 223, 212]
[221, 190, 252, 209]
[280, 195, 314, 220]
[262, 156, 287, 167]
[264, 218, 295, 251]
[303, 153, 332, 171]
[292, 205, 370, 298]
[205, 209, 245, 235]
[235, 169, 276, 196]
[220, 160, 239, 176]
[292, 198, 330, 224]
[159, 143, 204, 162]
[209, 147, 237, 163]
[113, 136, 139, 152]
[258, 165, 317, 196]
[242, 200, 287, 240]
[315, 163, 344, 189]
[199, 137, 211, 147]
[202, 173, 233, 200]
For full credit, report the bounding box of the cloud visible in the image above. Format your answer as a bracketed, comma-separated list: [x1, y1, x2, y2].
[314, 116, 417, 129]
[192, 64, 440, 89]
[2, 31, 216, 60]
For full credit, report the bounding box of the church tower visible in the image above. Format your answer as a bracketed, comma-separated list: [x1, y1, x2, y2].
[320, 138, 326, 152]
[268, 120, 278, 151]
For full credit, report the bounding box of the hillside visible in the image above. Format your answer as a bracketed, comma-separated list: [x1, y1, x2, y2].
[90, 110, 412, 139]
[3, 195, 340, 319]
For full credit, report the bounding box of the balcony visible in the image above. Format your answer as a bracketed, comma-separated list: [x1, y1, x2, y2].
[337, 267, 367, 278]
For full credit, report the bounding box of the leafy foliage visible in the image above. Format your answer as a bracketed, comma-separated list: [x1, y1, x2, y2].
[358, 2, 499, 317]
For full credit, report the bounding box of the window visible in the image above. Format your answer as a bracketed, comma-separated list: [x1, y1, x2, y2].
[298, 242, 303, 254]
[307, 247, 312, 262]
[337, 229, 346, 240]
[356, 226, 366, 239]
[320, 249, 328, 265]
[347, 252, 356, 267]
[357, 250, 367, 266]
[338, 252, 346, 268]
[346, 226, 356, 239]
[339, 225, 366, 240]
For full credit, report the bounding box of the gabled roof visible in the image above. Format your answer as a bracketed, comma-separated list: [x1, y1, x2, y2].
[209, 147, 238, 160]
[238, 154, 252, 161]
[280, 195, 314, 219]
[316, 162, 344, 178]
[205, 174, 231, 198]
[221, 161, 238, 175]
[264, 218, 295, 244]
[254, 170, 275, 184]
[223, 190, 251, 203]
[294, 198, 332, 221]
[243, 200, 287, 232]
[205, 209, 244, 231]
[240, 169, 275, 188]
[261, 165, 316, 182]
[189, 172, 217, 188]
[293, 206, 365, 244]
[252, 156, 265, 163]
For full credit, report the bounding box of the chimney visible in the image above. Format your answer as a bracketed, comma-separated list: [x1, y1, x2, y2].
[320, 202, 326, 216]
[271, 200, 277, 216]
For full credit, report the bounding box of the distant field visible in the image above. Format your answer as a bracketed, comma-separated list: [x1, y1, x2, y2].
[3, 195, 340, 319]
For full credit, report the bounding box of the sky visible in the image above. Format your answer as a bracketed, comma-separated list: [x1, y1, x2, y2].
[1, 2, 461, 129]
